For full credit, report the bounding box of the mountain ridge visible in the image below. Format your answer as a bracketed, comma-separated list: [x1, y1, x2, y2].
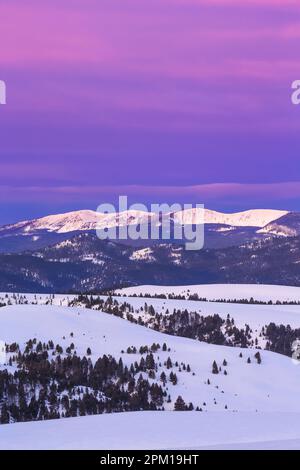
[0, 231, 300, 292]
[0, 208, 291, 253]
[1, 208, 289, 235]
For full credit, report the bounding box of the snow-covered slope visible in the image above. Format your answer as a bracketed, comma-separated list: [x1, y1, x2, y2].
[116, 283, 300, 303]
[1, 411, 300, 450]
[1, 303, 300, 413]
[2, 287, 300, 336]
[0, 210, 102, 234]
[1, 295, 300, 449]
[173, 208, 288, 228]
[107, 295, 300, 334]
[0, 208, 289, 235]
[0, 210, 155, 234]
[257, 212, 300, 237]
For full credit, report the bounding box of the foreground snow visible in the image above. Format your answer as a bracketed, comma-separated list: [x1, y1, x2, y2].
[1, 289, 300, 450]
[0, 411, 300, 450]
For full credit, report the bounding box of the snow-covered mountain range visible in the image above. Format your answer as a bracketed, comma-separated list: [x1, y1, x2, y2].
[0, 208, 288, 235]
[0, 208, 293, 253]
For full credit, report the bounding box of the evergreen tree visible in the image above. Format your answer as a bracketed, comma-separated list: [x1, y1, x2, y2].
[174, 395, 186, 411]
[212, 360, 219, 374]
[254, 351, 262, 364]
[160, 371, 167, 386]
[166, 357, 173, 369]
[0, 404, 9, 424]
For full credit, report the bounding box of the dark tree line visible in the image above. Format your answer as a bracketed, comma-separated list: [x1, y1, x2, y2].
[72, 295, 300, 358]
[72, 295, 253, 349]
[264, 323, 300, 356]
[111, 291, 300, 306]
[0, 340, 169, 425]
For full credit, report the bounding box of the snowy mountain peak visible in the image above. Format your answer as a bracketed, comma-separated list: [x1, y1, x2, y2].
[0, 209, 154, 235]
[23, 210, 106, 234]
[172, 208, 288, 228]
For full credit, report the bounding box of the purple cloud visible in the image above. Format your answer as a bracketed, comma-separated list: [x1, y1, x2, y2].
[0, 0, 300, 222]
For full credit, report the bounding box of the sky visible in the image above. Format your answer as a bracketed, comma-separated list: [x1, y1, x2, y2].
[0, 0, 300, 224]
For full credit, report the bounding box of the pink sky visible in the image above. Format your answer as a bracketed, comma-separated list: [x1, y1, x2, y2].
[0, 1, 300, 222]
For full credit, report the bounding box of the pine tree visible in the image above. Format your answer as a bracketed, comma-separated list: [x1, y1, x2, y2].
[174, 395, 186, 411]
[166, 357, 173, 369]
[0, 404, 9, 424]
[160, 371, 167, 385]
[145, 353, 155, 370]
[212, 360, 219, 374]
[169, 371, 178, 385]
[254, 351, 262, 364]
